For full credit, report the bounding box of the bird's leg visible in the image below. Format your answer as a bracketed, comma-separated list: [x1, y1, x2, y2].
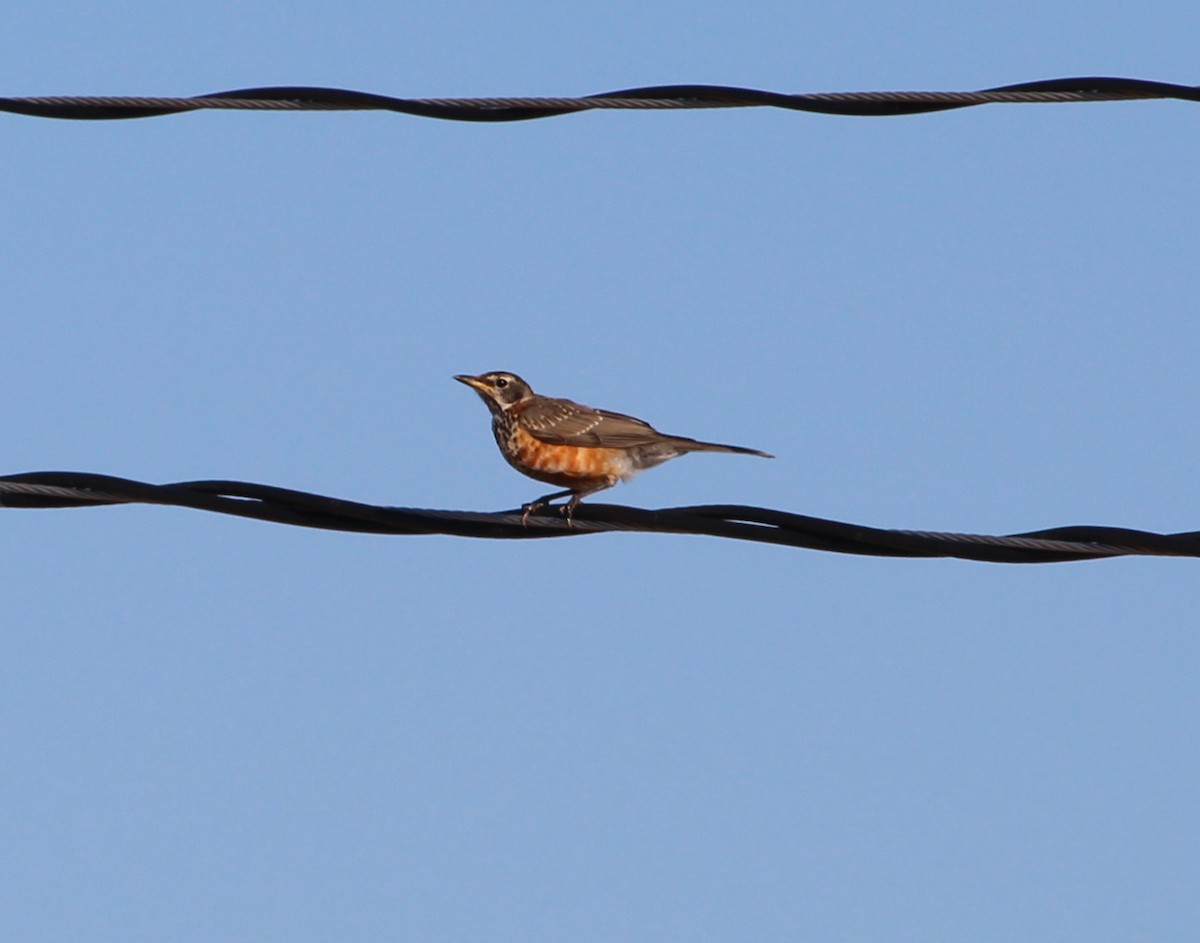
[564, 493, 583, 528]
[522, 478, 617, 527]
[561, 479, 616, 528]
[521, 488, 576, 526]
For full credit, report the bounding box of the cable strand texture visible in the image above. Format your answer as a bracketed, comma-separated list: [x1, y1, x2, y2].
[3, 76, 1198, 122]
[2, 472, 1197, 564]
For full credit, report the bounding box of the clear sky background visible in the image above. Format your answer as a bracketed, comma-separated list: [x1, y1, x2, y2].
[3, 3, 1198, 940]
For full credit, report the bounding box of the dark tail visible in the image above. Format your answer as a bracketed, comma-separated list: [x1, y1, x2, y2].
[673, 437, 774, 459]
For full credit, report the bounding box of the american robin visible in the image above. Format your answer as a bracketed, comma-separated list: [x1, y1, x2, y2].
[455, 371, 773, 524]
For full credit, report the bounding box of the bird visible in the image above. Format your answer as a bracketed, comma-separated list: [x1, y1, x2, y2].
[454, 371, 772, 524]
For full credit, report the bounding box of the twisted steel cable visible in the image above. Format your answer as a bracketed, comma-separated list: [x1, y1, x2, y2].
[2, 472, 1197, 564]
[2, 76, 1198, 123]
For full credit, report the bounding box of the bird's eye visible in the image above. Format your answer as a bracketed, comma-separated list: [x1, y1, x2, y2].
[495, 377, 509, 389]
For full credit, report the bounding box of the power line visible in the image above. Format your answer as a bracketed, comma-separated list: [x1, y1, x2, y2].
[6, 76, 1195, 562]
[2, 76, 1197, 123]
[1, 471, 1196, 564]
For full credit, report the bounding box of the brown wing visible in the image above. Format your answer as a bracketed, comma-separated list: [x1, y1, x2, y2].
[517, 396, 668, 448]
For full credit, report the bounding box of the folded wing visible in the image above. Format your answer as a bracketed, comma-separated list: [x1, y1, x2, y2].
[518, 397, 669, 448]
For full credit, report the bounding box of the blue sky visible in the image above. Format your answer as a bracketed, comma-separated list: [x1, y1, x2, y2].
[3, 4, 1199, 940]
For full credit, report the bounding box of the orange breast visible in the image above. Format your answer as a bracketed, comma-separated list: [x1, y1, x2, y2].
[503, 425, 629, 488]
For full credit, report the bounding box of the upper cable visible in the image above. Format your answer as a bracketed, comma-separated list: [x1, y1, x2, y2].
[2, 77, 1198, 123]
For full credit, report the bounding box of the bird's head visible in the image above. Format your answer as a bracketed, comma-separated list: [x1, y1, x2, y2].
[454, 371, 535, 413]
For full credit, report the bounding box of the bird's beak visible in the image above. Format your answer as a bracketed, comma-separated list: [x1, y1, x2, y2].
[454, 374, 487, 393]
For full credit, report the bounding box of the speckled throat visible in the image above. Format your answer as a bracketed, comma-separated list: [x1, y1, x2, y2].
[490, 408, 522, 459]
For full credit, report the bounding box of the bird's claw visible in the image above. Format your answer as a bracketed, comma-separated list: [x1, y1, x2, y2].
[519, 499, 576, 529]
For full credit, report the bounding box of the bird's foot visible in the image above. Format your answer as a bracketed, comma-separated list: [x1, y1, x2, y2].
[521, 489, 579, 527]
[520, 500, 545, 527]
